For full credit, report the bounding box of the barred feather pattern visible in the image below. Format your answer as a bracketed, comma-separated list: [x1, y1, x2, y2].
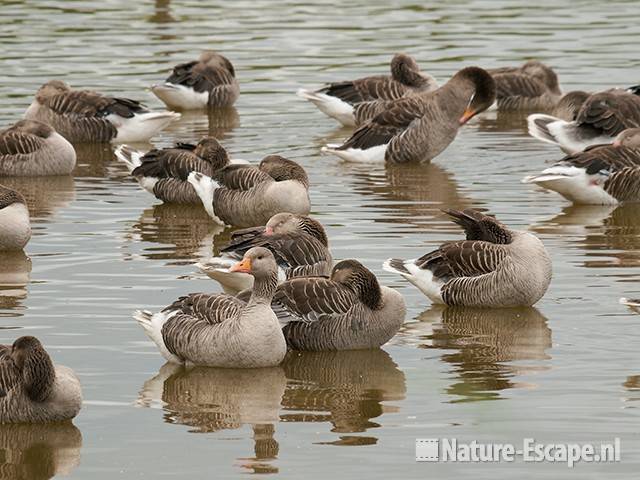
[27, 105, 117, 142]
[575, 91, 640, 136]
[0, 184, 25, 210]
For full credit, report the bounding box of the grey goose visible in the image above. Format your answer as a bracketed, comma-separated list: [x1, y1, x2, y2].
[0, 184, 31, 251]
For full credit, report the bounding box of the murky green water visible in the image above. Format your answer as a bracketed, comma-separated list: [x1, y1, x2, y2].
[1, 0, 639, 478]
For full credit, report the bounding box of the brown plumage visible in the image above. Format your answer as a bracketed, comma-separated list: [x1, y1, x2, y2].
[552, 90, 590, 121]
[488, 60, 562, 111]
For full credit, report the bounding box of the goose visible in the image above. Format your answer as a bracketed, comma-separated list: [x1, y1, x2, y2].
[0, 120, 76, 176]
[197, 212, 332, 293]
[0, 336, 82, 423]
[383, 209, 552, 307]
[0, 184, 31, 251]
[115, 137, 247, 204]
[488, 60, 562, 111]
[187, 155, 310, 227]
[321, 66, 496, 163]
[24, 80, 180, 143]
[271, 259, 406, 351]
[151, 51, 240, 110]
[528, 88, 640, 153]
[297, 53, 438, 127]
[134, 247, 287, 368]
[522, 128, 640, 205]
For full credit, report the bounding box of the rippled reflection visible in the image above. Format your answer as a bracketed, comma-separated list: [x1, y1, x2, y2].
[73, 143, 120, 178]
[160, 109, 240, 140]
[0, 251, 32, 317]
[623, 375, 640, 408]
[0, 176, 75, 219]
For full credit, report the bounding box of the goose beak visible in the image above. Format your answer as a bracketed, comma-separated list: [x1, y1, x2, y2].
[613, 139, 621, 147]
[265, 226, 274, 235]
[229, 258, 252, 273]
[459, 107, 475, 125]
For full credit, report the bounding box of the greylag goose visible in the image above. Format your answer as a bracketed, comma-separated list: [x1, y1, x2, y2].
[187, 155, 310, 227]
[528, 88, 640, 153]
[0, 185, 31, 251]
[134, 247, 287, 368]
[152, 51, 240, 110]
[197, 212, 332, 293]
[24, 80, 180, 143]
[322, 67, 496, 163]
[114, 137, 247, 204]
[383, 209, 552, 307]
[297, 53, 438, 127]
[523, 128, 640, 204]
[0, 336, 82, 423]
[0, 120, 76, 176]
[272, 259, 406, 351]
[488, 60, 562, 111]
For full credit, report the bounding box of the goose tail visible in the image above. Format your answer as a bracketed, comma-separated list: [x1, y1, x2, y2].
[297, 88, 356, 127]
[187, 172, 225, 225]
[527, 114, 562, 146]
[134, 309, 182, 364]
[113, 111, 181, 143]
[382, 258, 411, 275]
[114, 144, 144, 173]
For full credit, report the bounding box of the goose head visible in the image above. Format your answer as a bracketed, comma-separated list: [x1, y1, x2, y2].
[613, 128, 640, 148]
[521, 60, 561, 94]
[455, 67, 496, 124]
[8, 119, 55, 139]
[11, 336, 55, 402]
[263, 213, 328, 245]
[259, 156, 309, 188]
[331, 259, 382, 310]
[36, 80, 71, 99]
[194, 137, 230, 169]
[229, 247, 278, 281]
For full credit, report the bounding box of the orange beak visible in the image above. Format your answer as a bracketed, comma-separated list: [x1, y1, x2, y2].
[229, 258, 251, 273]
[459, 107, 475, 125]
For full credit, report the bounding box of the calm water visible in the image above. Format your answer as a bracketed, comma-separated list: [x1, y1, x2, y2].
[1, 0, 639, 478]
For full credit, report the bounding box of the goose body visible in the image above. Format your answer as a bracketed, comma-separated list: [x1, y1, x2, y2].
[135, 248, 286, 368]
[0, 120, 76, 176]
[322, 67, 496, 163]
[25, 80, 180, 143]
[488, 60, 562, 111]
[152, 51, 239, 110]
[383, 209, 552, 307]
[0, 185, 31, 251]
[187, 155, 311, 227]
[0, 336, 82, 423]
[297, 53, 438, 127]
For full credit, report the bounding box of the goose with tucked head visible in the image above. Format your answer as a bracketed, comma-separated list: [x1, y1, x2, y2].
[0, 184, 31, 251]
[488, 60, 562, 111]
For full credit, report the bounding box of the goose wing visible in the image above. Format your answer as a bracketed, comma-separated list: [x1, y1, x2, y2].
[0, 129, 46, 157]
[132, 145, 211, 180]
[0, 345, 20, 398]
[166, 60, 235, 93]
[494, 73, 548, 99]
[163, 292, 244, 325]
[213, 164, 272, 190]
[560, 145, 640, 171]
[42, 90, 148, 118]
[576, 92, 640, 136]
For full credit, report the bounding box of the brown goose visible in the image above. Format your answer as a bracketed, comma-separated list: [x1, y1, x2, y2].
[152, 51, 240, 110]
[551, 90, 590, 121]
[0, 184, 31, 251]
[0, 120, 76, 176]
[488, 60, 562, 111]
[322, 67, 496, 163]
[523, 128, 640, 204]
[134, 247, 287, 368]
[383, 209, 552, 307]
[197, 212, 332, 293]
[271, 259, 406, 351]
[24, 80, 180, 143]
[297, 53, 438, 127]
[187, 155, 310, 227]
[0, 336, 82, 423]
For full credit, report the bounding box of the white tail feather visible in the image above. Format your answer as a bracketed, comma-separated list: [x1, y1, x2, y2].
[133, 309, 182, 364]
[112, 111, 181, 143]
[187, 172, 225, 224]
[151, 83, 209, 110]
[296, 88, 356, 127]
[322, 144, 387, 163]
[114, 144, 144, 172]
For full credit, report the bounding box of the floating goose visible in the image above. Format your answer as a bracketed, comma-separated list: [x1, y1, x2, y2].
[0, 184, 31, 251]
[187, 155, 310, 227]
[322, 67, 496, 163]
[551, 90, 590, 121]
[523, 128, 640, 204]
[297, 53, 438, 127]
[488, 60, 562, 111]
[24, 80, 180, 143]
[0, 120, 76, 176]
[152, 51, 239, 110]
[135, 247, 287, 368]
[271, 259, 406, 351]
[0, 336, 82, 423]
[197, 212, 332, 293]
[115, 137, 247, 204]
[383, 209, 552, 307]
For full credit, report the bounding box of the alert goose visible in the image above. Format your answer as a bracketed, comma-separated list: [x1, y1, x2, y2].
[187, 155, 310, 227]
[134, 247, 287, 368]
[152, 51, 240, 110]
[197, 212, 332, 293]
[383, 209, 552, 307]
[115, 137, 246, 204]
[528, 88, 640, 153]
[523, 128, 640, 205]
[0, 185, 31, 251]
[0, 120, 76, 176]
[297, 53, 438, 127]
[322, 67, 496, 163]
[272, 259, 406, 351]
[0, 336, 82, 423]
[488, 60, 562, 111]
[24, 80, 180, 143]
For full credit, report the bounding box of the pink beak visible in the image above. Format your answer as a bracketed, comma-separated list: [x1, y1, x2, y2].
[265, 226, 274, 235]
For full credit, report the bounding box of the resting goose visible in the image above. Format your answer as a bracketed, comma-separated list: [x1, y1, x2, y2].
[197, 212, 332, 293]
[272, 259, 406, 351]
[297, 53, 438, 127]
[322, 67, 496, 163]
[0, 185, 31, 251]
[488, 60, 562, 111]
[134, 247, 287, 368]
[187, 155, 310, 227]
[152, 51, 240, 110]
[523, 128, 640, 205]
[383, 209, 552, 307]
[24, 80, 180, 143]
[0, 336, 82, 423]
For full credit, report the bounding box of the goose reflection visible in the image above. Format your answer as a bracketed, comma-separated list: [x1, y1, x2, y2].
[623, 375, 640, 407]
[280, 349, 406, 445]
[147, 0, 176, 23]
[159, 109, 240, 141]
[0, 251, 32, 316]
[0, 422, 82, 480]
[474, 110, 530, 135]
[72, 143, 121, 178]
[421, 306, 551, 402]
[0, 176, 75, 219]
